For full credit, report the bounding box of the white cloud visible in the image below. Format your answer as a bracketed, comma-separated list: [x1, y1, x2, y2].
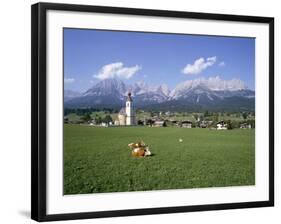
[182, 56, 217, 75]
[219, 61, 225, 67]
[64, 78, 75, 83]
[94, 62, 141, 80]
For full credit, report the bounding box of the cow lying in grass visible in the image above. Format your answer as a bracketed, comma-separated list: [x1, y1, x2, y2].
[128, 141, 152, 157]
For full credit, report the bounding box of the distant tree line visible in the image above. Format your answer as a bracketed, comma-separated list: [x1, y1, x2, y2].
[64, 107, 118, 116]
[79, 112, 113, 125]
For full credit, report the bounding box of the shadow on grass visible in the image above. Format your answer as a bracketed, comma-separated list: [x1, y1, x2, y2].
[131, 153, 156, 158]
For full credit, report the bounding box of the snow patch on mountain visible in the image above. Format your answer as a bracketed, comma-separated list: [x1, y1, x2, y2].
[170, 76, 247, 99]
[132, 81, 170, 97]
[83, 78, 127, 98]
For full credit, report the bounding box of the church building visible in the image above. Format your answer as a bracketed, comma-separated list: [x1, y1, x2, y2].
[115, 92, 136, 126]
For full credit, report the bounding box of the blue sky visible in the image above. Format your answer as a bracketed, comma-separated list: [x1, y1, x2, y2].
[64, 28, 255, 92]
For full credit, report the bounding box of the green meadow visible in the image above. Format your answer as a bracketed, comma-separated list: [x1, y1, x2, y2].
[64, 125, 255, 195]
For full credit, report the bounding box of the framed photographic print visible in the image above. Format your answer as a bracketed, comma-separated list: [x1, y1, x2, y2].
[31, 2, 274, 222]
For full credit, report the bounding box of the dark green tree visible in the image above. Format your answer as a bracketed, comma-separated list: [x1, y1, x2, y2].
[226, 120, 233, 130]
[95, 116, 102, 124]
[103, 115, 113, 124]
[242, 112, 248, 120]
[204, 110, 209, 117]
[231, 120, 240, 129]
[146, 119, 154, 127]
[247, 119, 255, 128]
[213, 113, 219, 123]
[81, 113, 92, 123]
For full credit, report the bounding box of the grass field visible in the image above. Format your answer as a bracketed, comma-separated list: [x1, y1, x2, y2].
[64, 125, 255, 195]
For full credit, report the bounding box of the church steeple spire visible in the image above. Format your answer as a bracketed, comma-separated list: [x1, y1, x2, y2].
[127, 92, 132, 102]
[125, 92, 135, 125]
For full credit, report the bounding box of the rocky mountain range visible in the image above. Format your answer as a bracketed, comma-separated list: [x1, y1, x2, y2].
[64, 77, 255, 112]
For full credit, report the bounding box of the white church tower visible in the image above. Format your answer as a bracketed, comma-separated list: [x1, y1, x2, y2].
[125, 92, 135, 125]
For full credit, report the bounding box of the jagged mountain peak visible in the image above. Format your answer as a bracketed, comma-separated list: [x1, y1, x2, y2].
[64, 77, 254, 111]
[83, 78, 127, 97]
[169, 76, 248, 99]
[157, 84, 170, 96]
[132, 81, 170, 97]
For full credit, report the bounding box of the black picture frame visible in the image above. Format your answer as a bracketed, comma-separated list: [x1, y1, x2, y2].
[31, 2, 274, 222]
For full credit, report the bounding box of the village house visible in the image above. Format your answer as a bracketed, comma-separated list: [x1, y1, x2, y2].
[89, 119, 95, 126]
[181, 121, 193, 128]
[217, 121, 227, 130]
[153, 120, 166, 127]
[165, 111, 171, 116]
[200, 120, 209, 128]
[101, 122, 108, 127]
[240, 123, 252, 129]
